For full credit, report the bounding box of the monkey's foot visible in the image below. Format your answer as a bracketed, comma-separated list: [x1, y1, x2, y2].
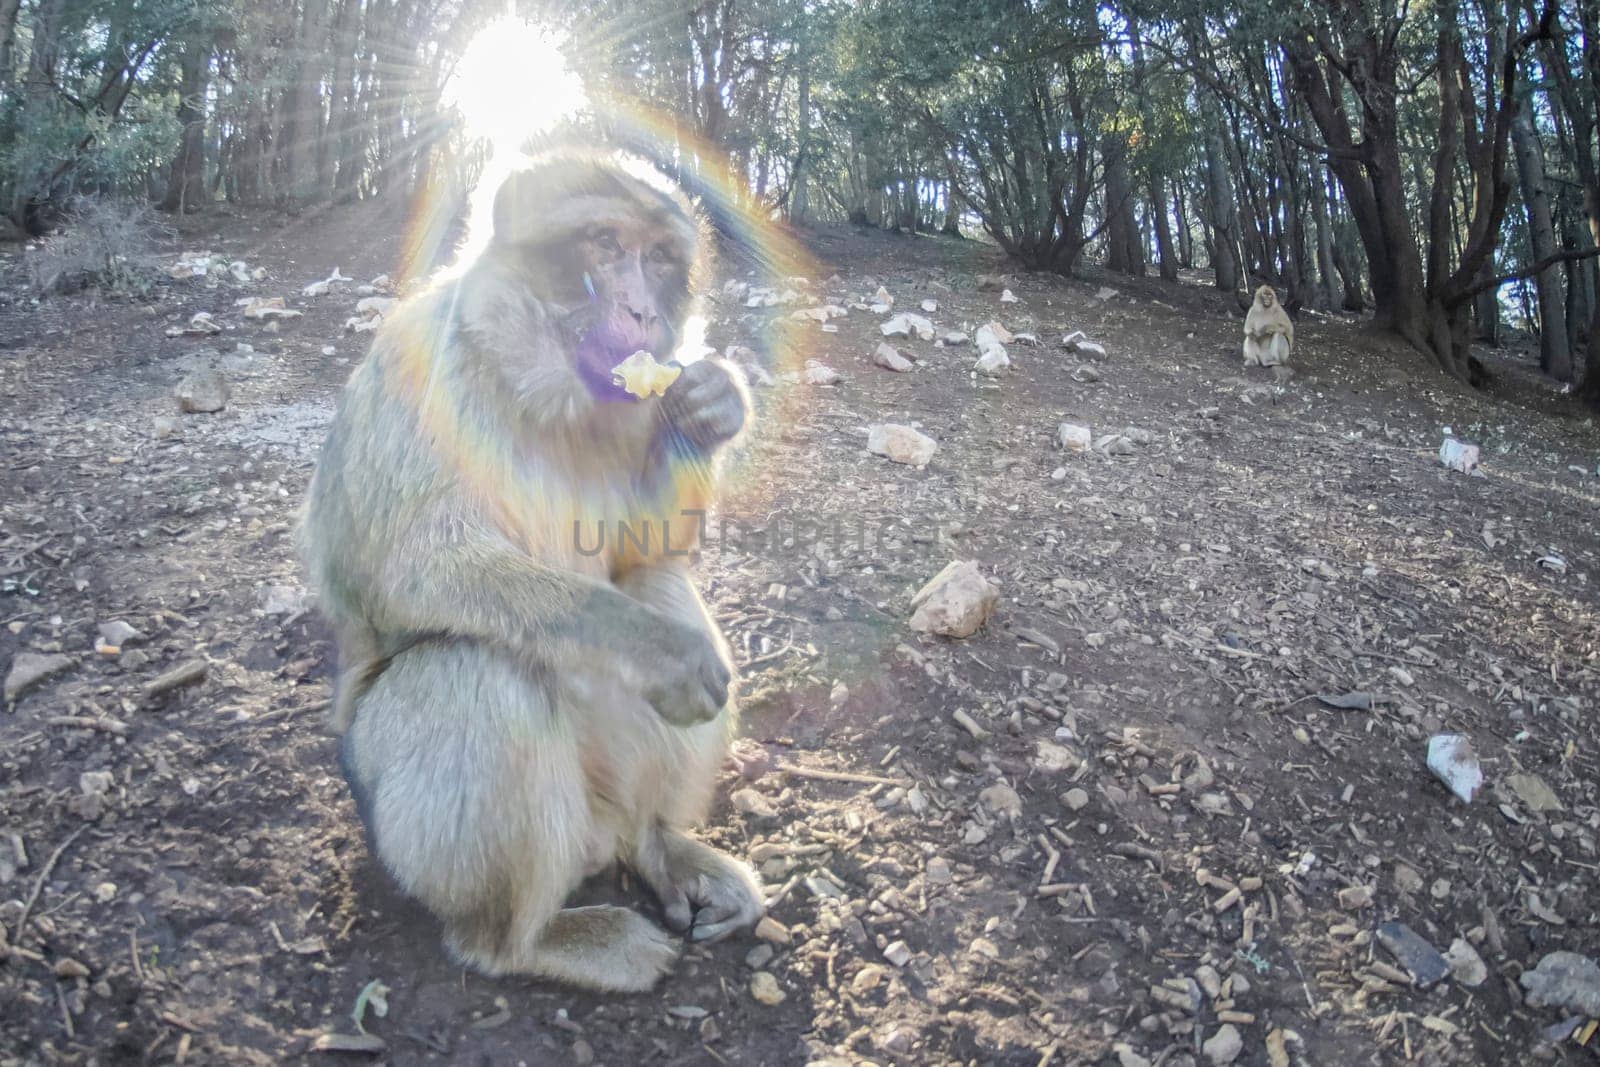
[447, 905, 678, 992]
[636, 830, 764, 943]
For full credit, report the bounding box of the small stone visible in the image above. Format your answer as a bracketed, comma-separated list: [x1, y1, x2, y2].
[1520, 951, 1600, 1015]
[880, 313, 935, 341]
[1443, 938, 1487, 987]
[745, 943, 775, 969]
[572, 1039, 595, 1065]
[79, 771, 114, 796]
[926, 857, 953, 885]
[749, 971, 786, 1005]
[97, 621, 144, 648]
[1202, 1023, 1243, 1064]
[175, 368, 230, 413]
[152, 416, 176, 439]
[53, 958, 91, 979]
[909, 560, 999, 638]
[1058, 423, 1092, 452]
[1062, 788, 1090, 812]
[1337, 885, 1373, 910]
[731, 788, 779, 820]
[852, 964, 887, 993]
[1376, 921, 1451, 989]
[754, 916, 792, 944]
[873, 342, 913, 372]
[94, 882, 117, 903]
[5, 652, 75, 704]
[979, 783, 1022, 818]
[1393, 863, 1424, 894]
[1114, 1046, 1152, 1067]
[867, 423, 937, 467]
[883, 940, 912, 967]
[802, 360, 842, 385]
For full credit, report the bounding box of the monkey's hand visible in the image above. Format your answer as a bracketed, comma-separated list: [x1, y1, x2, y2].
[660, 359, 747, 449]
[630, 616, 732, 726]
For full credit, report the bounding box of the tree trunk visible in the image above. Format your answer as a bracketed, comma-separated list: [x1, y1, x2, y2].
[1473, 258, 1500, 345]
[1149, 180, 1178, 281]
[1199, 94, 1241, 293]
[1511, 94, 1573, 379]
[1174, 186, 1193, 268]
[789, 57, 810, 225]
[1310, 167, 1339, 310]
[1103, 133, 1143, 276]
[161, 40, 211, 213]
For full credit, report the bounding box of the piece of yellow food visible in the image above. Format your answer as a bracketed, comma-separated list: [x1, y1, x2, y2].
[612, 350, 682, 399]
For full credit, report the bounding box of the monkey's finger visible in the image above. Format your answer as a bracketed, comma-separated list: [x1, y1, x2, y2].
[659, 888, 694, 933]
[687, 905, 759, 944]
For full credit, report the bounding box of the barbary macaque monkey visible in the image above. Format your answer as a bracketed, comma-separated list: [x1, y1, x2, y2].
[300, 150, 763, 992]
[1243, 284, 1293, 367]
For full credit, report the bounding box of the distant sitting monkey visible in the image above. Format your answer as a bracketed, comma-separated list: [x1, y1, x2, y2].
[1243, 284, 1293, 367]
[301, 150, 762, 992]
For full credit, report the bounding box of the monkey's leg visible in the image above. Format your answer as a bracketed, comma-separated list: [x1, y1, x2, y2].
[1242, 337, 1262, 366]
[1267, 333, 1290, 366]
[343, 640, 678, 992]
[610, 564, 764, 942]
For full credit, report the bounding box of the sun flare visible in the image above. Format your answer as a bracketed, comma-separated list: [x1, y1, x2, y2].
[443, 18, 586, 152]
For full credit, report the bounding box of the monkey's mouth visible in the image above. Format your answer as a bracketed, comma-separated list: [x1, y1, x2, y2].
[569, 307, 672, 403]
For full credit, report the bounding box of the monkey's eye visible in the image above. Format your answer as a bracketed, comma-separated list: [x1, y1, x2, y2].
[590, 229, 624, 260]
[647, 244, 676, 265]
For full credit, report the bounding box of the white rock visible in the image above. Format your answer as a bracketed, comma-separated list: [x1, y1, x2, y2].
[881, 313, 936, 341]
[867, 423, 937, 466]
[97, 621, 144, 647]
[4, 652, 75, 704]
[873, 343, 913, 372]
[909, 560, 999, 638]
[1439, 437, 1480, 474]
[1000, 288, 1018, 303]
[1520, 951, 1600, 1015]
[940, 331, 969, 346]
[259, 584, 311, 617]
[978, 321, 1015, 344]
[1058, 423, 1092, 452]
[1427, 734, 1482, 803]
[175, 368, 230, 413]
[1444, 938, 1487, 987]
[920, 299, 937, 313]
[803, 360, 842, 385]
[1202, 1024, 1243, 1065]
[974, 347, 1010, 376]
[873, 285, 893, 308]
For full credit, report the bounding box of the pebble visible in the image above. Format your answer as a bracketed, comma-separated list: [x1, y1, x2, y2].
[754, 916, 792, 944]
[4, 652, 75, 704]
[851, 964, 887, 994]
[749, 971, 786, 1006]
[883, 940, 912, 967]
[1062, 787, 1090, 812]
[1202, 1023, 1243, 1064]
[1375, 921, 1450, 989]
[1443, 938, 1487, 987]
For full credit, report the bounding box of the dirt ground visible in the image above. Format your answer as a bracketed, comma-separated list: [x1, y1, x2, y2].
[2, 196, 1598, 1067]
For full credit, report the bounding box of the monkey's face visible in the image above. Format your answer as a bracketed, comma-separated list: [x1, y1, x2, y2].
[564, 219, 692, 401]
[1257, 286, 1276, 308]
[488, 155, 701, 405]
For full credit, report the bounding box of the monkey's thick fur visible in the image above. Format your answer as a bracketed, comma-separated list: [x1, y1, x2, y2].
[301, 151, 763, 992]
[1243, 284, 1293, 367]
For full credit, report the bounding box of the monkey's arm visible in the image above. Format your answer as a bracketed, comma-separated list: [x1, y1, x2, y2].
[372, 519, 731, 726]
